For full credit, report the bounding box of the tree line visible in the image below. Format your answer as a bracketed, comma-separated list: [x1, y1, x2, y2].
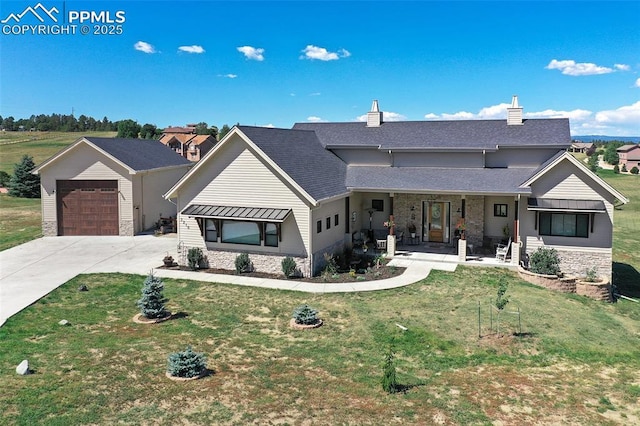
[0, 114, 232, 140]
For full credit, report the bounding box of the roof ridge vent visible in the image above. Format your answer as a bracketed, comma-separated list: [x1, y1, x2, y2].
[507, 95, 523, 125]
[366, 99, 383, 127]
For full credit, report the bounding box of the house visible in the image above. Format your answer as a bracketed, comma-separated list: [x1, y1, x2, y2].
[569, 141, 594, 154]
[165, 97, 628, 279]
[159, 125, 216, 162]
[33, 137, 192, 236]
[616, 144, 640, 170]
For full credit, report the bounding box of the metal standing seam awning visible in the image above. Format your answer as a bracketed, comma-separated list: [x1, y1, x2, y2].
[526, 198, 607, 213]
[181, 204, 292, 222]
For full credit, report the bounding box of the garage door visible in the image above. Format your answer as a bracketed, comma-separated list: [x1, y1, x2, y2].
[57, 180, 119, 235]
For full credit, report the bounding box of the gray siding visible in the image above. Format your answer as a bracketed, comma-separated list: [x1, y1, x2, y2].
[175, 134, 310, 258]
[485, 148, 563, 168]
[394, 152, 483, 168]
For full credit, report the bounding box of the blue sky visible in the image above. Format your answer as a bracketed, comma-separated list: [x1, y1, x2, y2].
[1, 1, 639, 136]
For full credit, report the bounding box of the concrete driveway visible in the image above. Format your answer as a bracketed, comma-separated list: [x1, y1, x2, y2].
[0, 235, 177, 326]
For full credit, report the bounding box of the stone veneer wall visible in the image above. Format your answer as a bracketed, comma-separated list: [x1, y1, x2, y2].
[202, 248, 311, 278]
[43, 221, 57, 236]
[119, 220, 135, 237]
[392, 193, 485, 246]
[526, 248, 612, 282]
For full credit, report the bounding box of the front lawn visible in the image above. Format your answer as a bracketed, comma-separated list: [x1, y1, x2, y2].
[0, 194, 41, 251]
[1, 268, 639, 424]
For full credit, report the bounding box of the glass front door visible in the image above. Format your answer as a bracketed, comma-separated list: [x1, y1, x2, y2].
[423, 201, 450, 243]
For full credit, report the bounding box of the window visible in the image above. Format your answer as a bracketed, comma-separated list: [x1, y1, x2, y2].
[264, 223, 278, 247]
[494, 204, 508, 217]
[326, 217, 331, 230]
[204, 219, 218, 242]
[334, 214, 339, 227]
[221, 220, 260, 245]
[317, 220, 322, 233]
[539, 213, 589, 238]
[372, 199, 384, 211]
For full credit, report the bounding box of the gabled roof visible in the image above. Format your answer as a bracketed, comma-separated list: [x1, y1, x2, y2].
[236, 126, 348, 202]
[162, 126, 195, 134]
[165, 126, 348, 204]
[521, 151, 629, 204]
[347, 166, 535, 195]
[34, 137, 192, 174]
[293, 118, 571, 150]
[617, 144, 640, 152]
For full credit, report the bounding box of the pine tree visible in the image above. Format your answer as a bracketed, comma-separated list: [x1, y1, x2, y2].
[137, 271, 169, 319]
[8, 154, 40, 198]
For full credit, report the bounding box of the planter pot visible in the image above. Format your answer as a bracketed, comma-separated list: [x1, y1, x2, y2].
[410, 232, 416, 238]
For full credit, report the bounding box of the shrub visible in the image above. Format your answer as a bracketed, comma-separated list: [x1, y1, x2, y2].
[235, 252, 252, 274]
[321, 252, 338, 277]
[381, 348, 398, 394]
[281, 256, 297, 278]
[187, 247, 204, 271]
[631, 166, 639, 175]
[613, 165, 620, 174]
[8, 154, 40, 198]
[137, 271, 169, 319]
[292, 304, 319, 325]
[529, 247, 561, 276]
[495, 277, 509, 311]
[585, 266, 598, 282]
[621, 163, 628, 172]
[167, 346, 207, 378]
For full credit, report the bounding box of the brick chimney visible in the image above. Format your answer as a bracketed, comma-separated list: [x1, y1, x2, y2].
[366, 100, 383, 127]
[507, 95, 523, 125]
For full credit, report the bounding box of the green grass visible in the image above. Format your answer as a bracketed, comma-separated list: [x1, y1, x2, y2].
[0, 194, 41, 251]
[598, 169, 640, 295]
[0, 131, 116, 174]
[1, 269, 639, 424]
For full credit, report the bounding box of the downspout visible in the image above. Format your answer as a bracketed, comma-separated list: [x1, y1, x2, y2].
[388, 149, 394, 167]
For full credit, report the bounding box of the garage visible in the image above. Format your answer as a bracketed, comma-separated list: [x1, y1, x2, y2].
[57, 180, 119, 235]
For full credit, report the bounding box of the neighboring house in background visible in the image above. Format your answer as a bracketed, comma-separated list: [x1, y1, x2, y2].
[165, 97, 628, 279]
[33, 137, 192, 236]
[569, 141, 594, 154]
[616, 144, 640, 170]
[159, 125, 216, 162]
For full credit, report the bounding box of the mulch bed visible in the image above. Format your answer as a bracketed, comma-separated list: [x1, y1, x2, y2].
[159, 263, 405, 283]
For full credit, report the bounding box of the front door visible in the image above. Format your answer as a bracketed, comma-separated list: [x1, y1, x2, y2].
[423, 201, 450, 243]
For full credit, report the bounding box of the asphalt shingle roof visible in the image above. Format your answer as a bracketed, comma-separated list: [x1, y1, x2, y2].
[236, 126, 348, 202]
[85, 137, 192, 171]
[293, 119, 571, 150]
[346, 166, 536, 194]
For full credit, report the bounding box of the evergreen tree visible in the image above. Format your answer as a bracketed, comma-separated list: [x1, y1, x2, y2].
[8, 154, 40, 198]
[137, 271, 169, 319]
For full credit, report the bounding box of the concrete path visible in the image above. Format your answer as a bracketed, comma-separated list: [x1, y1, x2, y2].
[0, 235, 453, 327]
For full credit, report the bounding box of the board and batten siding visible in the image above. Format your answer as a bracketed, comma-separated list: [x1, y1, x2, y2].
[310, 197, 348, 255]
[175, 135, 310, 257]
[131, 167, 188, 232]
[39, 142, 133, 233]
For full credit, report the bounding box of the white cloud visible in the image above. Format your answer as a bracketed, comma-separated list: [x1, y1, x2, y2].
[178, 45, 205, 54]
[635, 78, 640, 88]
[134, 41, 156, 54]
[614, 63, 630, 71]
[261, 123, 275, 128]
[301, 45, 350, 61]
[545, 59, 614, 76]
[356, 111, 407, 122]
[218, 74, 237, 79]
[309, 92, 321, 96]
[594, 101, 640, 125]
[237, 46, 264, 61]
[306, 116, 325, 122]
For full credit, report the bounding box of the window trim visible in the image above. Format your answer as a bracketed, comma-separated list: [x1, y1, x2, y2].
[494, 203, 508, 217]
[538, 212, 589, 238]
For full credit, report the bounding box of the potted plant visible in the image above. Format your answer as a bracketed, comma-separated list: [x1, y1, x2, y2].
[456, 219, 466, 240]
[383, 216, 395, 235]
[407, 222, 417, 238]
[163, 253, 174, 267]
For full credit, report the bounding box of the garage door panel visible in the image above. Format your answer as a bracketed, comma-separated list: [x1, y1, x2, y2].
[57, 180, 119, 236]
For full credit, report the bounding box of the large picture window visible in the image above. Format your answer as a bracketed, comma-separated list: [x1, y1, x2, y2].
[539, 213, 589, 238]
[221, 220, 260, 245]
